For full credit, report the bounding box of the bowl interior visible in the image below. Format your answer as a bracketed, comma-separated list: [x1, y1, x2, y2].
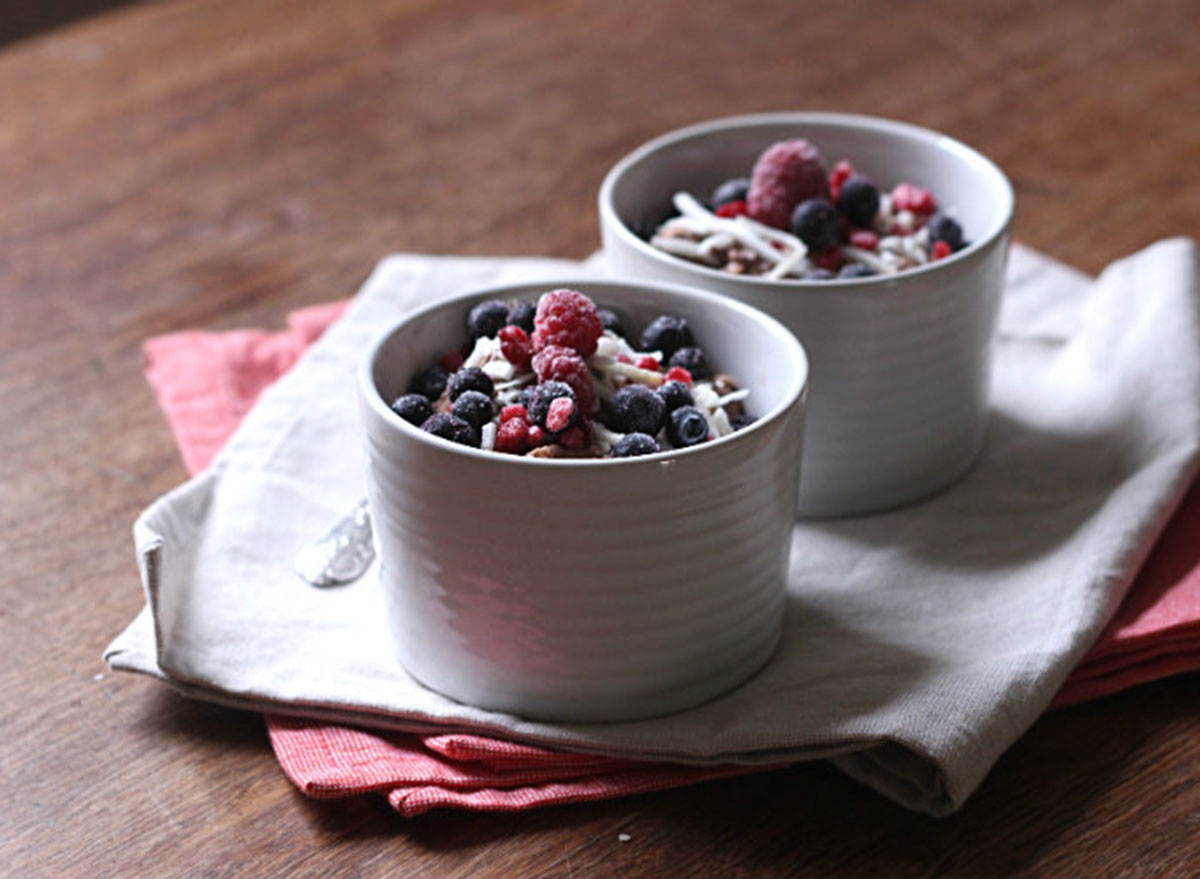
[365, 279, 807, 460]
[603, 112, 1012, 273]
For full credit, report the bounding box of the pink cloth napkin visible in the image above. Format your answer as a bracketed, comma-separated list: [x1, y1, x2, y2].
[142, 295, 1200, 815]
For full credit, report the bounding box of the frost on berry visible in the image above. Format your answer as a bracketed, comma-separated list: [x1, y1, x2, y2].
[532, 288, 603, 356]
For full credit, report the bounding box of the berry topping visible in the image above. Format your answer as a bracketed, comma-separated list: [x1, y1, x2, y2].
[532, 344, 596, 415]
[498, 324, 533, 370]
[836, 175, 881, 228]
[421, 413, 479, 447]
[558, 420, 591, 451]
[656, 380, 694, 412]
[390, 393, 433, 427]
[446, 366, 494, 401]
[838, 262, 877, 279]
[532, 288, 603, 356]
[638, 315, 694, 360]
[608, 384, 667, 436]
[891, 182, 937, 215]
[926, 212, 965, 250]
[714, 200, 749, 219]
[828, 160, 855, 201]
[526, 424, 546, 447]
[408, 366, 448, 401]
[663, 365, 693, 387]
[466, 299, 510, 340]
[811, 246, 844, 272]
[526, 381, 578, 432]
[507, 301, 536, 334]
[667, 406, 710, 448]
[790, 198, 840, 252]
[450, 390, 494, 430]
[710, 177, 751, 207]
[499, 404, 528, 423]
[931, 240, 953, 260]
[746, 139, 830, 229]
[611, 433, 660, 458]
[636, 354, 660, 371]
[440, 348, 465, 373]
[667, 346, 710, 380]
[493, 417, 530, 455]
[597, 307, 628, 340]
[849, 229, 880, 251]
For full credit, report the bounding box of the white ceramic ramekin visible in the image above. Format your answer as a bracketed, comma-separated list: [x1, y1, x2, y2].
[359, 279, 809, 722]
[599, 112, 1014, 517]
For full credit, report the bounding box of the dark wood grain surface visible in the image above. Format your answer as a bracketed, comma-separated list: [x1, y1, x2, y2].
[3, 1, 1199, 876]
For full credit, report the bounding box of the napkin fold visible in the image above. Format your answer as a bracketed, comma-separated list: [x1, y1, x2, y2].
[107, 241, 1200, 816]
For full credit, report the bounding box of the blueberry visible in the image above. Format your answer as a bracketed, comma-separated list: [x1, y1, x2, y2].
[836, 176, 880, 228]
[526, 381, 577, 431]
[790, 198, 840, 252]
[390, 393, 433, 426]
[450, 390, 494, 431]
[838, 262, 877, 279]
[507, 301, 536, 334]
[667, 346, 711, 380]
[446, 366, 494, 401]
[608, 384, 666, 436]
[597, 307, 627, 340]
[801, 267, 836, 281]
[730, 412, 757, 431]
[666, 406, 709, 448]
[466, 300, 511, 340]
[421, 413, 479, 447]
[656, 380, 694, 413]
[710, 177, 750, 208]
[638, 315, 693, 359]
[408, 366, 448, 401]
[611, 433, 660, 458]
[926, 212, 964, 250]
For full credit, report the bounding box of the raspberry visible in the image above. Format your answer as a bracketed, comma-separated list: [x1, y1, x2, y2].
[500, 404, 527, 423]
[532, 288, 603, 357]
[849, 229, 879, 251]
[533, 345, 597, 415]
[498, 324, 533, 370]
[746, 139, 829, 229]
[440, 348, 465, 373]
[663, 365, 693, 387]
[932, 240, 953, 260]
[558, 420, 591, 451]
[715, 199, 748, 219]
[811, 246, 844, 272]
[494, 417, 529, 455]
[546, 396, 576, 433]
[526, 425, 546, 447]
[636, 354, 660, 371]
[891, 182, 938, 215]
[829, 160, 854, 201]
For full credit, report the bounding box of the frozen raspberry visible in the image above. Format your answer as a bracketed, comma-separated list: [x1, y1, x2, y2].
[747, 139, 829, 230]
[494, 417, 529, 455]
[546, 396, 576, 433]
[849, 229, 879, 251]
[526, 425, 546, 447]
[532, 288, 603, 357]
[811, 246, 844, 272]
[558, 420, 591, 451]
[715, 200, 748, 219]
[663, 365, 692, 387]
[498, 324, 533, 370]
[829, 160, 854, 201]
[932, 240, 953, 260]
[891, 182, 938, 215]
[532, 345, 597, 415]
[636, 355, 660, 371]
[500, 404, 527, 423]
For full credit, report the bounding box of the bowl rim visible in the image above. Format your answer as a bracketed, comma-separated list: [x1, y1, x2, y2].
[359, 277, 809, 468]
[598, 110, 1015, 291]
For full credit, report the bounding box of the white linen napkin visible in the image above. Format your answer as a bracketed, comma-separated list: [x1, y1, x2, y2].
[106, 239, 1200, 815]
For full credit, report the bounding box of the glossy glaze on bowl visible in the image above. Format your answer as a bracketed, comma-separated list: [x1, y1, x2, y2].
[599, 112, 1014, 517]
[360, 279, 808, 722]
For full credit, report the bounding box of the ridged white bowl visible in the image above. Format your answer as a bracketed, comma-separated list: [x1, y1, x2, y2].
[599, 112, 1014, 517]
[360, 279, 809, 722]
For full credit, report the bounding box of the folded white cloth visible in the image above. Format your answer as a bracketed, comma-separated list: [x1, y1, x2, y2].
[107, 239, 1200, 815]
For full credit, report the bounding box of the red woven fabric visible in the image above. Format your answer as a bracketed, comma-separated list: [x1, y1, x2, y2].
[142, 299, 1200, 813]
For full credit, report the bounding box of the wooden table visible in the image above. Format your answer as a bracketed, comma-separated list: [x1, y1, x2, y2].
[4, 1, 1199, 875]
